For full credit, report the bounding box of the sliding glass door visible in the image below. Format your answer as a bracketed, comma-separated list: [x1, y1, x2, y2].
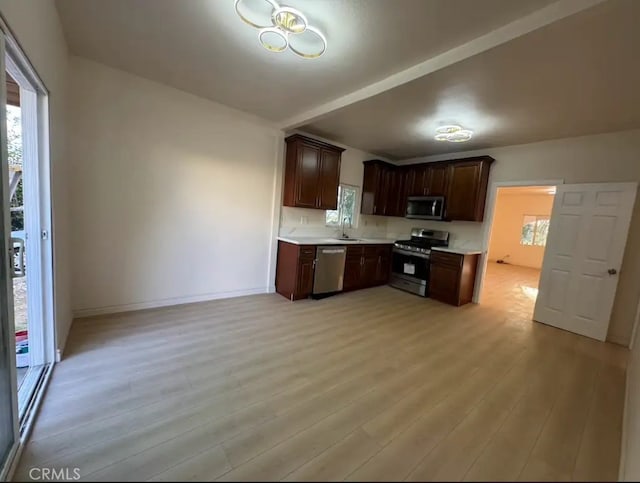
[0, 33, 19, 478]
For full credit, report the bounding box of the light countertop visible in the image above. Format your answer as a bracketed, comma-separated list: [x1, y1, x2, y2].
[432, 247, 483, 256]
[277, 236, 396, 246]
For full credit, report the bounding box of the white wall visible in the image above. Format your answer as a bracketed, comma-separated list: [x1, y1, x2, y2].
[488, 191, 555, 269]
[0, 1, 72, 354]
[395, 129, 640, 345]
[68, 57, 282, 316]
[279, 135, 388, 239]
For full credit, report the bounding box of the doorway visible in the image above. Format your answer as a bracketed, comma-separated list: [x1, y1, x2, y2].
[4, 38, 55, 423]
[479, 184, 557, 322]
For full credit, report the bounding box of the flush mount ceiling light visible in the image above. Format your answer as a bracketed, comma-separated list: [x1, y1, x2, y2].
[234, 0, 327, 59]
[434, 124, 474, 143]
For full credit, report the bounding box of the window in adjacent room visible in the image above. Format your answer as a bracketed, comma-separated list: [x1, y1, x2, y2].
[521, 215, 550, 246]
[326, 184, 358, 227]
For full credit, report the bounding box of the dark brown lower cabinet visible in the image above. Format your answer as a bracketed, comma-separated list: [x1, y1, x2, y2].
[275, 241, 316, 300]
[343, 245, 392, 291]
[429, 251, 479, 306]
[275, 242, 393, 300]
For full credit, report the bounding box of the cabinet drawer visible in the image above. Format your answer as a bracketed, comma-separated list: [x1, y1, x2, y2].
[431, 251, 463, 267]
[346, 246, 364, 259]
[299, 246, 316, 260]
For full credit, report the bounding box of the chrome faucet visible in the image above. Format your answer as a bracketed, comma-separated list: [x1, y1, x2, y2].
[341, 216, 351, 239]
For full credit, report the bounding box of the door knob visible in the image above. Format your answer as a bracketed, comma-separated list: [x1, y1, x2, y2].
[608, 268, 618, 275]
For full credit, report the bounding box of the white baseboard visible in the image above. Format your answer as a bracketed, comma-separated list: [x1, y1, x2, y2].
[608, 333, 631, 347]
[72, 287, 271, 318]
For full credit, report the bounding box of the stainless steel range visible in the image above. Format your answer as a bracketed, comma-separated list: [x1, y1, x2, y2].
[390, 228, 450, 297]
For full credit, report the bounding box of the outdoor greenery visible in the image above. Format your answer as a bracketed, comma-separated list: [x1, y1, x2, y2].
[521, 215, 550, 246]
[326, 185, 357, 227]
[8, 105, 23, 231]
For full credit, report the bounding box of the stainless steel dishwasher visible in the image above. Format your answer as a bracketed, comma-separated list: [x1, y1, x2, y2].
[312, 246, 347, 297]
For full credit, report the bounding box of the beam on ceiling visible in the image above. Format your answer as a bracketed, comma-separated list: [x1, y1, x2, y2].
[278, 0, 606, 130]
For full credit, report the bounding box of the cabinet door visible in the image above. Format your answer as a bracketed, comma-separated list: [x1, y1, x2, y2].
[343, 258, 362, 291]
[407, 165, 429, 196]
[362, 257, 378, 287]
[375, 248, 391, 285]
[295, 144, 321, 208]
[426, 164, 449, 196]
[317, 149, 341, 210]
[297, 258, 315, 297]
[429, 263, 460, 305]
[362, 247, 379, 287]
[361, 162, 382, 215]
[344, 246, 364, 291]
[446, 161, 484, 221]
[378, 167, 392, 215]
[386, 169, 405, 217]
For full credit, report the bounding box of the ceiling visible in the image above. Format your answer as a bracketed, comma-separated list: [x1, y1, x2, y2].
[301, 0, 640, 159]
[55, 0, 638, 160]
[55, 0, 555, 122]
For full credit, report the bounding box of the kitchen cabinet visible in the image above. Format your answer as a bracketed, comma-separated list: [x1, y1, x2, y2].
[275, 241, 317, 300]
[404, 163, 448, 197]
[276, 242, 392, 300]
[374, 246, 392, 285]
[283, 134, 345, 210]
[343, 244, 392, 291]
[361, 160, 406, 217]
[386, 169, 406, 217]
[405, 165, 429, 196]
[426, 163, 450, 197]
[446, 158, 492, 222]
[361, 160, 388, 216]
[360, 156, 494, 221]
[429, 251, 479, 306]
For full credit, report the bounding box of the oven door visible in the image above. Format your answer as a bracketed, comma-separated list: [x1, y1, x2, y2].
[390, 248, 430, 296]
[406, 196, 445, 220]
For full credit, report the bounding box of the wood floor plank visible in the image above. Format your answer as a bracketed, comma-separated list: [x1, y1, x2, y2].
[14, 265, 626, 482]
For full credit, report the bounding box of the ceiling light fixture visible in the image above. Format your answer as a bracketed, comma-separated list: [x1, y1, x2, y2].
[434, 124, 473, 143]
[234, 0, 327, 59]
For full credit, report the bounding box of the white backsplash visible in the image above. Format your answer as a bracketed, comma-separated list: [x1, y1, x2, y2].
[384, 217, 485, 250]
[278, 207, 484, 248]
[279, 207, 389, 239]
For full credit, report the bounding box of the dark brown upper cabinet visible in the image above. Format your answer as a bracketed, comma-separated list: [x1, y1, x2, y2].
[426, 163, 450, 197]
[360, 155, 494, 222]
[405, 165, 429, 196]
[283, 135, 345, 210]
[445, 158, 493, 222]
[361, 160, 407, 217]
[361, 160, 389, 216]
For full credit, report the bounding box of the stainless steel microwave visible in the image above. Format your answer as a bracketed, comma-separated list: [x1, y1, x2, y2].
[406, 196, 445, 220]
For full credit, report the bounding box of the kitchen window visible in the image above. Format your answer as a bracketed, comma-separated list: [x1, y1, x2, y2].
[521, 215, 550, 246]
[326, 184, 358, 227]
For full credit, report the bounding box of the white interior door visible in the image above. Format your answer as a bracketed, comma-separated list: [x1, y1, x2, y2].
[534, 182, 637, 341]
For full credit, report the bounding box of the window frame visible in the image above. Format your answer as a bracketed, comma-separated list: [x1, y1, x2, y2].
[326, 183, 359, 228]
[520, 214, 550, 247]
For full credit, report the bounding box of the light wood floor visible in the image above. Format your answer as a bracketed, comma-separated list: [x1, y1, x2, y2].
[15, 268, 627, 481]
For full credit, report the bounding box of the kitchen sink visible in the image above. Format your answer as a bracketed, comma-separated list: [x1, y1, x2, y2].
[333, 237, 361, 242]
